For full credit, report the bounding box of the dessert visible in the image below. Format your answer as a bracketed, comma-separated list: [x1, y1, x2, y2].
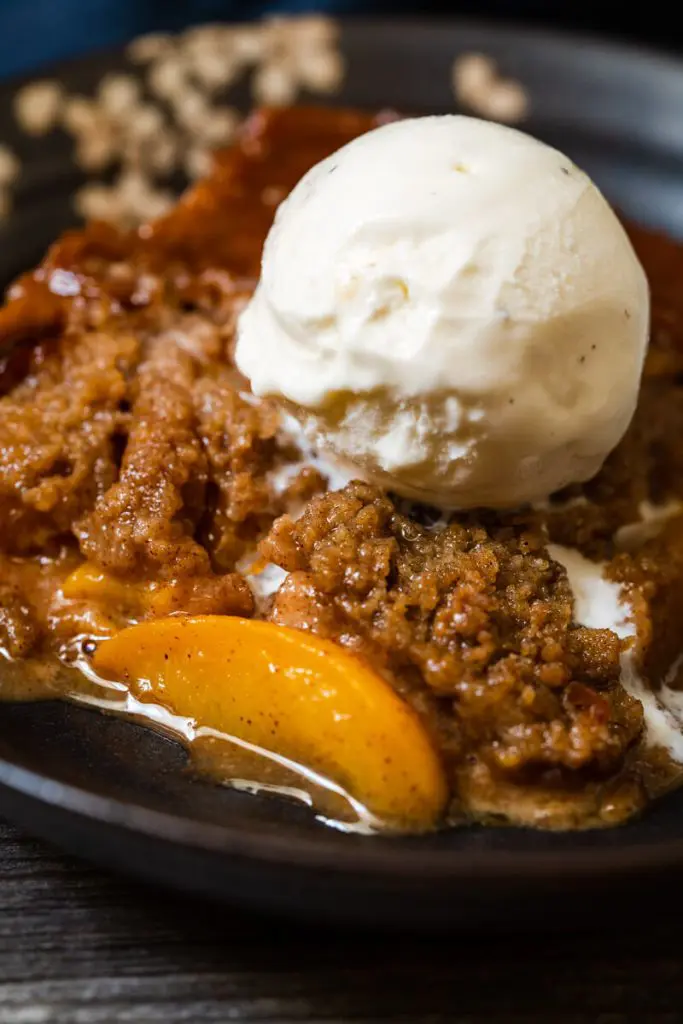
[237, 115, 649, 507]
[1, 105, 683, 833]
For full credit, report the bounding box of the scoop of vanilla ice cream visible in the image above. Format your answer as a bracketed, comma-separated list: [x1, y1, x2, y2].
[235, 115, 649, 508]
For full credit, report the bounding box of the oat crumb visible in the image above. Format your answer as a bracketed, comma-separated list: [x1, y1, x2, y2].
[13, 79, 64, 136]
[453, 52, 529, 123]
[126, 32, 174, 64]
[0, 145, 20, 185]
[98, 73, 142, 117]
[12, 15, 345, 229]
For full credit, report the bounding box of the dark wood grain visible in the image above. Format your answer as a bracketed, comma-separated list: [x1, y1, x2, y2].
[0, 819, 682, 1023]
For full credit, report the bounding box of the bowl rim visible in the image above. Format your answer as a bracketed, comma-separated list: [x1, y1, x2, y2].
[3, 15, 683, 887]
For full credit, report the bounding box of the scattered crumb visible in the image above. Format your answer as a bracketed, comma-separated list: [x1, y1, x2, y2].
[61, 95, 98, 135]
[141, 132, 178, 175]
[168, 87, 210, 131]
[0, 145, 20, 185]
[126, 32, 174, 64]
[73, 181, 121, 222]
[255, 16, 345, 105]
[0, 146, 19, 221]
[184, 146, 214, 181]
[298, 48, 345, 93]
[252, 61, 299, 107]
[75, 173, 174, 227]
[98, 73, 142, 117]
[196, 106, 240, 146]
[13, 79, 65, 135]
[7, 15, 345, 227]
[147, 55, 188, 101]
[478, 80, 529, 124]
[452, 52, 528, 124]
[75, 132, 115, 172]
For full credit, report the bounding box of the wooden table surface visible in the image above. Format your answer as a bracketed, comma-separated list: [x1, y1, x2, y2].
[1, 821, 682, 1023]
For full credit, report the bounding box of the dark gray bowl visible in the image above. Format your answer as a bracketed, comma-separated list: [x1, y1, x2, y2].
[2, 19, 683, 930]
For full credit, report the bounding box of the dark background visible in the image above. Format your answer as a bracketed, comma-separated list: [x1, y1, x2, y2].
[0, 1, 676, 80]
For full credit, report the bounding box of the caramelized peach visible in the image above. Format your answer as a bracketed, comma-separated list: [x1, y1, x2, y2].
[92, 615, 448, 829]
[61, 563, 136, 607]
[61, 564, 251, 621]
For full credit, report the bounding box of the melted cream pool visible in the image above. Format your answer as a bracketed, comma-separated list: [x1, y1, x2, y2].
[548, 543, 683, 762]
[614, 499, 683, 550]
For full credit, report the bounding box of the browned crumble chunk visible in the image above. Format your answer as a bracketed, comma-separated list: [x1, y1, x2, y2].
[262, 483, 642, 786]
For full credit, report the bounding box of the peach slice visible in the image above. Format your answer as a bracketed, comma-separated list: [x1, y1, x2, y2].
[92, 615, 448, 829]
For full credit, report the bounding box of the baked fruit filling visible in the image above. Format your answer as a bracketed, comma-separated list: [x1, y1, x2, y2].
[2, 106, 683, 832]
